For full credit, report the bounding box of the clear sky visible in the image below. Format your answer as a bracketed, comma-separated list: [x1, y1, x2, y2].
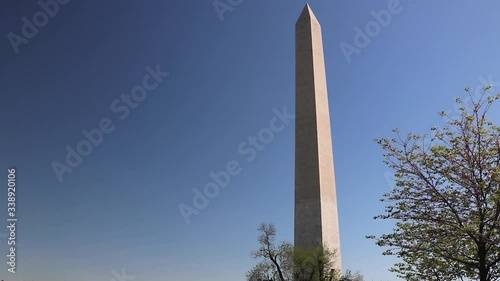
[0, 0, 500, 280]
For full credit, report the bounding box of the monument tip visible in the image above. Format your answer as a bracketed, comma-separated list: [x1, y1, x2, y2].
[298, 3, 318, 23]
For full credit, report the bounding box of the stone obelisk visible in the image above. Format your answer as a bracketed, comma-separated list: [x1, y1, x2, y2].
[294, 3, 342, 271]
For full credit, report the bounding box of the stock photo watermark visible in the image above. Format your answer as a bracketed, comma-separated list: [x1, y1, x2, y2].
[213, 0, 243, 21]
[6, 168, 17, 273]
[7, 0, 71, 54]
[110, 268, 135, 281]
[339, 0, 406, 64]
[51, 64, 170, 183]
[178, 106, 294, 224]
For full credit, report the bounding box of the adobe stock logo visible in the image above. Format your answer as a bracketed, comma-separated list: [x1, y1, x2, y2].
[51, 64, 170, 183]
[213, 0, 243, 21]
[178, 107, 294, 224]
[110, 268, 135, 281]
[7, 0, 71, 54]
[339, 0, 405, 63]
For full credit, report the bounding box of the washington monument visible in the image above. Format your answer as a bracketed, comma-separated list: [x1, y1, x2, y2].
[294, 4, 342, 271]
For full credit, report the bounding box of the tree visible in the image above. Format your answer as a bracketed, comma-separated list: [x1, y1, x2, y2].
[339, 270, 364, 281]
[250, 223, 293, 281]
[246, 260, 277, 281]
[248, 223, 364, 281]
[369, 89, 500, 281]
[292, 245, 339, 281]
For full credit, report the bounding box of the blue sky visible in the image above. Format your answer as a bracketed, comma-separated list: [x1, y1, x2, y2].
[1, 0, 500, 280]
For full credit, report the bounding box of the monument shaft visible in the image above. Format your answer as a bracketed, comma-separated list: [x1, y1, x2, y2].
[294, 4, 342, 270]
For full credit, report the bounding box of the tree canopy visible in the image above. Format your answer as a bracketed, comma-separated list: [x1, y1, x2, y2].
[248, 223, 364, 281]
[369, 90, 500, 281]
